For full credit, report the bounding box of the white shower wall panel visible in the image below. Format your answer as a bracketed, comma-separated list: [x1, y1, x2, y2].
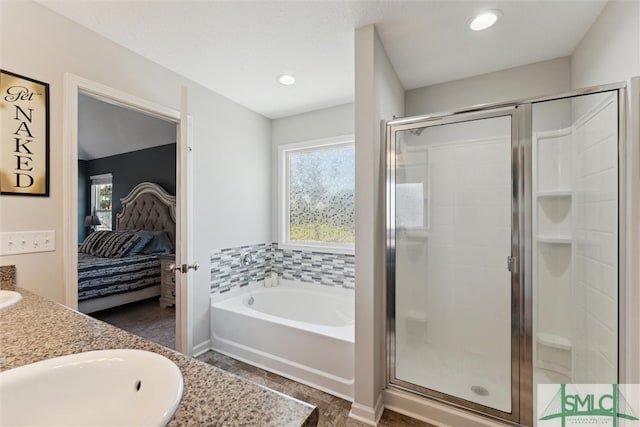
[425, 139, 511, 358]
[394, 115, 514, 413]
[571, 93, 618, 383]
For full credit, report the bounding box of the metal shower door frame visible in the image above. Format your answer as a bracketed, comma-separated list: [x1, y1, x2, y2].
[384, 82, 626, 427]
[385, 105, 526, 425]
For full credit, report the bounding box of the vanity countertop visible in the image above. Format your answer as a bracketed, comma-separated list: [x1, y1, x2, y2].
[0, 288, 318, 426]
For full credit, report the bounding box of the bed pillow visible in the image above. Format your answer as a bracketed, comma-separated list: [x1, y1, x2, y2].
[78, 231, 141, 258]
[94, 231, 141, 258]
[125, 231, 156, 256]
[139, 230, 174, 255]
[78, 230, 110, 255]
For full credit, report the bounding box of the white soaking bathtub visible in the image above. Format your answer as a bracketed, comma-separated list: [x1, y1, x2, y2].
[210, 279, 354, 400]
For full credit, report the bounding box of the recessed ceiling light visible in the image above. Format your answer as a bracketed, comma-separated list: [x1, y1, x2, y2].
[469, 10, 502, 31]
[278, 74, 296, 85]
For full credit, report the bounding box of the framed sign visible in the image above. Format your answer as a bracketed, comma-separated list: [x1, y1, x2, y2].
[0, 70, 50, 196]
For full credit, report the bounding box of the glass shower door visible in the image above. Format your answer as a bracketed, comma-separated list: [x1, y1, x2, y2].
[388, 110, 520, 420]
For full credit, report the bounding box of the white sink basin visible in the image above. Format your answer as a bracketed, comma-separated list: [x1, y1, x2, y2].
[0, 349, 183, 426]
[0, 290, 21, 311]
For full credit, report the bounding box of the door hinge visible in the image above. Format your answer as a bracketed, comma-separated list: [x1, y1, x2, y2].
[507, 256, 517, 273]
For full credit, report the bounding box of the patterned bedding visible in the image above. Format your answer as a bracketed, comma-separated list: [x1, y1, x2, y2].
[77, 253, 161, 302]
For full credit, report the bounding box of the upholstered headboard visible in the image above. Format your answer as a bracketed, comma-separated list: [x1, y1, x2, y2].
[116, 182, 176, 246]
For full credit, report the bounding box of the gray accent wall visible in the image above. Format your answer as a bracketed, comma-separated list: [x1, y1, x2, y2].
[78, 143, 176, 238]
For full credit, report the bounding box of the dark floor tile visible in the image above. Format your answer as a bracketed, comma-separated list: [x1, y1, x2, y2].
[380, 410, 434, 426]
[197, 350, 438, 427]
[343, 418, 371, 427]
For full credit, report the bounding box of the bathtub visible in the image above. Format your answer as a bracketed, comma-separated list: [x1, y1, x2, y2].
[210, 279, 354, 400]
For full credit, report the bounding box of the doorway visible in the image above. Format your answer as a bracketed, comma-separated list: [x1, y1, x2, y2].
[77, 92, 177, 349]
[62, 74, 192, 354]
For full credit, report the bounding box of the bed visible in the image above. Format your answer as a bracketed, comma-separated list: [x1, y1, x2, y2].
[77, 182, 176, 314]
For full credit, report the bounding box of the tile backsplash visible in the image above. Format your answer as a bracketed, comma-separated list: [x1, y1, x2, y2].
[210, 243, 354, 294]
[209, 243, 270, 294]
[273, 244, 354, 288]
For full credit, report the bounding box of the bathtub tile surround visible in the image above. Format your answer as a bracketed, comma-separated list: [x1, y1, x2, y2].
[0, 288, 318, 427]
[210, 243, 354, 293]
[210, 243, 271, 293]
[0, 265, 17, 290]
[273, 243, 354, 288]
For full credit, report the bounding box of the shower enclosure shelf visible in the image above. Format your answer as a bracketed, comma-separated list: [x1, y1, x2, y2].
[536, 190, 572, 198]
[532, 114, 575, 396]
[535, 192, 572, 239]
[536, 235, 572, 244]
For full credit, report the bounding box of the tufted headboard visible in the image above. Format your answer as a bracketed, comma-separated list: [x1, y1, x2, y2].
[116, 182, 176, 246]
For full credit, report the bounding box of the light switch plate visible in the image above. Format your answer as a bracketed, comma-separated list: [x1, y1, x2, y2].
[0, 231, 55, 255]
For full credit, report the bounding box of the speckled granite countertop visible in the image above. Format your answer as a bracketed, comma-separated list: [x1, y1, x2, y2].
[0, 288, 318, 427]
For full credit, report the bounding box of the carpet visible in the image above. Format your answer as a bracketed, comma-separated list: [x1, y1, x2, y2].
[91, 297, 175, 349]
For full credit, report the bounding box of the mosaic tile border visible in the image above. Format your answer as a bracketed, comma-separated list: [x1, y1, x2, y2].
[210, 243, 354, 293]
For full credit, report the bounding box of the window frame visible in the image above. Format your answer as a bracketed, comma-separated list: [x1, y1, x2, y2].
[277, 135, 355, 255]
[89, 173, 113, 231]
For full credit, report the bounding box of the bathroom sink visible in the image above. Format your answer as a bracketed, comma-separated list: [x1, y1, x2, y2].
[0, 349, 183, 426]
[0, 290, 21, 311]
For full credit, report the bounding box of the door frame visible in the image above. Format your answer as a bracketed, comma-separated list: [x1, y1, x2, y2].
[62, 73, 192, 354]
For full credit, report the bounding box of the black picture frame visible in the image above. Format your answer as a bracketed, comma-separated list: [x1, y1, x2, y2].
[0, 69, 50, 197]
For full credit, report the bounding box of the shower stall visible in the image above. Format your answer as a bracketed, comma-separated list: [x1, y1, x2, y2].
[385, 85, 624, 425]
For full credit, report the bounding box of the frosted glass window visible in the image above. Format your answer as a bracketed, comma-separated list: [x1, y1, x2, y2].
[279, 139, 354, 252]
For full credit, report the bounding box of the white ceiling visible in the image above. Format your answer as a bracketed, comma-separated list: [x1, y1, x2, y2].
[78, 93, 176, 160]
[40, 0, 607, 119]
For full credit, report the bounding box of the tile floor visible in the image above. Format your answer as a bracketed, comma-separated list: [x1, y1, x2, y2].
[197, 350, 435, 427]
[89, 300, 435, 426]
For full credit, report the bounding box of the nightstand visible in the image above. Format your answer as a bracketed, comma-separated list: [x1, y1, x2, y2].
[159, 256, 176, 308]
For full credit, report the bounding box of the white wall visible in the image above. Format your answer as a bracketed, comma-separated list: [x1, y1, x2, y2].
[570, 0, 640, 384]
[571, 0, 640, 89]
[0, 0, 272, 352]
[351, 24, 404, 425]
[405, 57, 571, 116]
[270, 103, 354, 240]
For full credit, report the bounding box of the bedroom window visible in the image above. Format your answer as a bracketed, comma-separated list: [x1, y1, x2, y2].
[278, 136, 354, 254]
[90, 173, 113, 231]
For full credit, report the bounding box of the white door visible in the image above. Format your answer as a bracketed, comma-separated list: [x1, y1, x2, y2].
[175, 86, 194, 354]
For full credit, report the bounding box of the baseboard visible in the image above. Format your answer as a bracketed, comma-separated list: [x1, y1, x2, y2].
[348, 393, 384, 425]
[191, 339, 211, 357]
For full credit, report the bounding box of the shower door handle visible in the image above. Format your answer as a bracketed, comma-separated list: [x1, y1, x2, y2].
[507, 256, 517, 273]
